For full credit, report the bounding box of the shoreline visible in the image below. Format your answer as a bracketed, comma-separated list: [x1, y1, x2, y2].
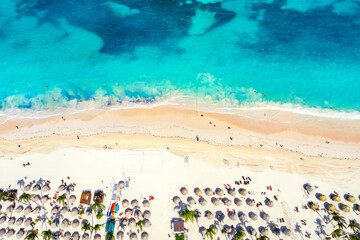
[0, 104, 359, 161]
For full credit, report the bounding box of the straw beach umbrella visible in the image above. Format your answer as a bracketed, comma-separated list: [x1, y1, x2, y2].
[194, 188, 202, 196]
[265, 199, 274, 207]
[60, 206, 68, 215]
[72, 231, 80, 239]
[326, 204, 336, 212]
[24, 185, 31, 192]
[331, 194, 341, 202]
[24, 206, 32, 215]
[199, 198, 207, 206]
[41, 195, 49, 204]
[94, 234, 101, 240]
[33, 184, 41, 191]
[72, 219, 80, 228]
[223, 198, 231, 206]
[0, 229, 5, 237]
[142, 200, 150, 208]
[180, 188, 188, 195]
[228, 188, 236, 196]
[261, 213, 270, 222]
[173, 197, 181, 204]
[205, 188, 213, 196]
[187, 197, 195, 205]
[24, 218, 32, 227]
[141, 232, 149, 240]
[211, 197, 220, 206]
[67, 184, 74, 192]
[15, 205, 23, 213]
[131, 200, 139, 207]
[51, 206, 60, 215]
[82, 233, 90, 240]
[34, 206, 41, 214]
[61, 219, 70, 228]
[305, 184, 313, 192]
[6, 205, 14, 213]
[143, 219, 151, 228]
[69, 195, 76, 204]
[6, 229, 15, 238]
[284, 228, 291, 236]
[240, 189, 247, 196]
[58, 185, 65, 192]
[122, 199, 129, 208]
[206, 211, 213, 220]
[71, 207, 79, 216]
[130, 233, 137, 240]
[8, 217, 15, 225]
[346, 195, 356, 203]
[234, 198, 242, 206]
[228, 211, 236, 221]
[63, 231, 71, 240]
[318, 194, 327, 201]
[16, 217, 24, 226]
[341, 204, 351, 212]
[119, 181, 125, 189]
[246, 198, 255, 207]
[143, 210, 151, 219]
[216, 189, 224, 196]
[16, 229, 25, 238]
[260, 228, 269, 236]
[239, 212, 247, 221]
[116, 231, 124, 240]
[310, 203, 319, 211]
[249, 212, 258, 221]
[0, 217, 6, 225]
[134, 210, 142, 220]
[128, 218, 136, 228]
[32, 195, 41, 202]
[125, 208, 133, 218]
[43, 185, 50, 192]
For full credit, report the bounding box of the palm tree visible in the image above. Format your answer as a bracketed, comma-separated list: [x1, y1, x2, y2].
[327, 212, 346, 224]
[136, 220, 145, 232]
[205, 226, 216, 240]
[330, 228, 343, 239]
[178, 206, 197, 223]
[42, 229, 54, 240]
[92, 203, 105, 219]
[18, 193, 32, 204]
[348, 221, 360, 234]
[0, 191, 9, 201]
[337, 221, 347, 230]
[221, 228, 227, 235]
[256, 236, 270, 240]
[56, 193, 67, 206]
[25, 229, 39, 240]
[105, 232, 115, 240]
[234, 229, 246, 240]
[92, 224, 103, 235]
[82, 222, 92, 239]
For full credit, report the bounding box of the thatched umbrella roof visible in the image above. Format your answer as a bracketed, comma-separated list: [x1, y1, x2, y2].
[8, 217, 15, 225]
[331, 194, 341, 202]
[173, 197, 181, 204]
[143, 200, 150, 208]
[249, 212, 258, 221]
[0, 229, 5, 237]
[134, 210, 142, 220]
[318, 194, 327, 202]
[239, 212, 247, 221]
[86, 207, 92, 216]
[224, 226, 232, 233]
[119, 218, 128, 227]
[199, 198, 207, 206]
[41, 195, 49, 204]
[82, 233, 90, 240]
[42, 185, 50, 192]
[246, 198, 255, 207]
[143, 210, 151, 219]
[211, 226, 218, 234]
[187, 197, 195, 205]
[341, 204, 350, 212]
[119, 181, 125, 189]
[116, 231, 124, 240]
[63, 232, 71, 240]
[58, 185, 65, 192]
[261, 213, 270, 222]
[130, 233, 137, 240]
[216, 189, 224, 196]
[32, 195, 41, 202]
[24, 206, 32, 215]
[228, 212, 236, 221]
[265, 200, 274, 207]
[15, 205, 23, 213]
[310, 203, 319, 211]
[143, 218, 151, 228]
[260, 228, 269, 236]
[94, 234, 101, 240]
[51, 219, 59, 228]
[180, 188, 188, 195]
[200, 227, 206, 237]
[131, 199, 139, 207]
[141, 232, 149, 240]
[357, 204, 360, 212]
[128, 218, 136, 228]
[61, 219, 70, 228]
[71, 207, 79, 216]
[211, 197, 220, 206]
[24, 185, 31, 192]
[51, 206, 60, 215]
[72, 219, 80, 228]
[16, 217, 24, 226]
[194, 188, 203, 196]
[122, 199, 129, 208]
[234, 198, 242, 206]
[284, 228, 291, 236]
[206, 211, 213, 219]
[248, 226, 256, 236]
[223, 198, 231, 206]
[66, 185, 75, 192]
[24, 218, 32, 227]
[346, 195, 356, 203]
[16, 229, 25, 238]
[240, 189, 247, 196]
[34, 206, 41, 215]
[60, 207, 68, 215]
[6, 205, 14, 213]
[69, 195, 76, 204]
[0, 217, 6, 224]
[33, 184, 41, 191]
[6, 229, 15, 237]
[125, 208, 133, 218]
[305, 184, 313, 192]
[205, 188, 213, 196]
[72, 232, 80, 239]
[228, 188, 236, 196]
[326, 204, 336, 212]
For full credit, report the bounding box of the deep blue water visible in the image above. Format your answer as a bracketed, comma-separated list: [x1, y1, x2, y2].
[0, 0, 360, 113]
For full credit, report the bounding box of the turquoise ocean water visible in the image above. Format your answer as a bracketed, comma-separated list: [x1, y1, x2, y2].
[0, 0, 360, 119]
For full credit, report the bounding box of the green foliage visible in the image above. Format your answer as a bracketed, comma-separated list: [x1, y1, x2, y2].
[96, 212, 104, 219]
[0, 192, 9, 201]
[105, 232, 115, 240]
[205, 227, 216, 240]
[256, 236, 270, 240]
[178, 206, 197, 223]
[81, 222, 91, 234]
[56, 194, 67, 206]
[136, 220, 145, 232]
[234, 229, 246, 240]
[18, 193, 31, 203]
[331, 228, 343, 239]
[42, 230, 54, 240]
[24, 229, 38, 240]
[175, 233, 185, 240]
[92, 224, 103, 234]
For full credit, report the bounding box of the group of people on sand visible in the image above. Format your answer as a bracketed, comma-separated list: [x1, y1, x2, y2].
[23, 162, 30, 167]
